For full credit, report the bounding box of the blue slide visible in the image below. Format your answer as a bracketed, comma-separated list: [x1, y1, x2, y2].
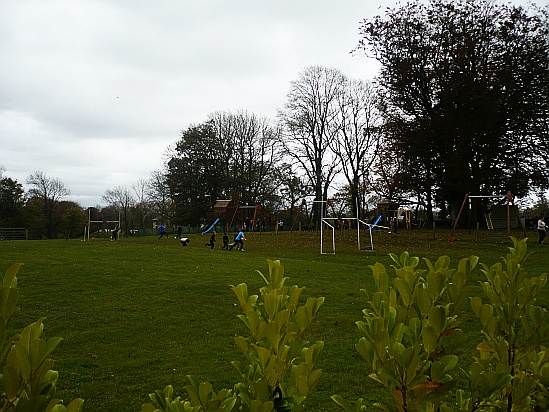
[201, 218, 220, 235]
[365, 215, 383, 231]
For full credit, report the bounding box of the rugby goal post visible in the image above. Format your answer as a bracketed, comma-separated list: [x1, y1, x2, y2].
[84, 208, 121, 241]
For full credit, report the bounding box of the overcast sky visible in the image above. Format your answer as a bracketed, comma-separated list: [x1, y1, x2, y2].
[0, 0, 536, 208]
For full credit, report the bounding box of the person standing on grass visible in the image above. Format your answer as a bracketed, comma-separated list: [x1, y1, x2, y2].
[205, 231, 216, 249]
[177, 225, 183, 238]
[111, 226, 120, 241]
[229, 229, 247, 251]
[158, 224, 169, 239]
[222, 232, 229, 250]
[538, 216, 546, 244]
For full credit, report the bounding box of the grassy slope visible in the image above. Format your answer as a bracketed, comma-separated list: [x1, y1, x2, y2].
[0, 229, 547, 411]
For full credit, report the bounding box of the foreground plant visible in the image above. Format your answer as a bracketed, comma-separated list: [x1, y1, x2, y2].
[460, 237, 549, 411]
[143, 259, 324, 412]
[334, 238, 549, 411]
[333, 250, 476, 411]
[0, 263, 83, 412]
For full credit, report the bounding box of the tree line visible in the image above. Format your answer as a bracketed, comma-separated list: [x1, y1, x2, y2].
[1, 0, 547, 238]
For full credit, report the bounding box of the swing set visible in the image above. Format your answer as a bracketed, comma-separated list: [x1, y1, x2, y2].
[227, 203, 261, 231]
[451, 191, 522, 239]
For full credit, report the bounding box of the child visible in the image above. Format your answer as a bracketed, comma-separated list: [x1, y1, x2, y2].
[158, 224, 169, 239]
[180, 237, 190, 247]
[229, 229, 247, 251]
[205, 231, 216, 249]
[222, 232, 229, 250]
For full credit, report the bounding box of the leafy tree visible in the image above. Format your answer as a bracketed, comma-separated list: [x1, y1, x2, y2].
[55, 201, 86, 239]
[356, 0, 549, 220]
[22, 197, 47, 239]
[276, 163, 311, 229]
[166, 112, 282, 225]
[527, 195, 549, 219]
[279, 66, 345, 226]
[0, 175, 25, 228]
[26, 171, 71, 239]
[167, 122, 225, 225]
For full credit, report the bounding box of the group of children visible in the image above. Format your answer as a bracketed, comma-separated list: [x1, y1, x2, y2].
[203, 230, 247, 251]
[157, 225, 247, 250]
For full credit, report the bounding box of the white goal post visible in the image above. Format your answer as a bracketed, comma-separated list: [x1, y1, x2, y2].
[84, 208, 121, 241]
[320, 216, 390, 254]
[317, 198, 391, 255]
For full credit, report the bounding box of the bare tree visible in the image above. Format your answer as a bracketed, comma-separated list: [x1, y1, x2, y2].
[102, 186, 135, 235]
[132, 178, 152, 231]
[207, 110, 283, 205]
[331, 79, 381, 219]
[26, 170, 71, 239]
[279, 66, 345, 225]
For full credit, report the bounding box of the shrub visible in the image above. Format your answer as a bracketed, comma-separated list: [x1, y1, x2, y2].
[462, 237, 549, 411]
[0, 263, 83, 412]
[142, 259, 324, 412]
[332, 251, 475, 411]
[333, 237, 549, 411]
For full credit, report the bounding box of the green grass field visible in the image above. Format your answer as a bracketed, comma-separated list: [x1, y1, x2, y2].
[1, 228, 548, 411]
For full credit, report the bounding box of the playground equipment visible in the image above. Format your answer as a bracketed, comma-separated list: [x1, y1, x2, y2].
[228, 204, 261, 231]
[207, 200, 264, 232]
[394, 210, 412, 229]
[451, 192, 522, 239]
[201, 218, 220, 234]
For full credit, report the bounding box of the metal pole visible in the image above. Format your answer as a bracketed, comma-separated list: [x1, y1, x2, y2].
[314, 199, 327, 254]
[507, 197, 511, 236]
[356, 198, 361, 250]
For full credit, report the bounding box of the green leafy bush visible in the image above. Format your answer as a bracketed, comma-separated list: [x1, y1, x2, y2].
[143, 259, 324, 412]
[334, 237, 549, 411]
[461, 237, 549, 411]
[0, 263, 83, 412]
[332, 251, 475, 411]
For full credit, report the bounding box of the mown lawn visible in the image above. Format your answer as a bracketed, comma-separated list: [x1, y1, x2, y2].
[0, 228, 547, 411]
